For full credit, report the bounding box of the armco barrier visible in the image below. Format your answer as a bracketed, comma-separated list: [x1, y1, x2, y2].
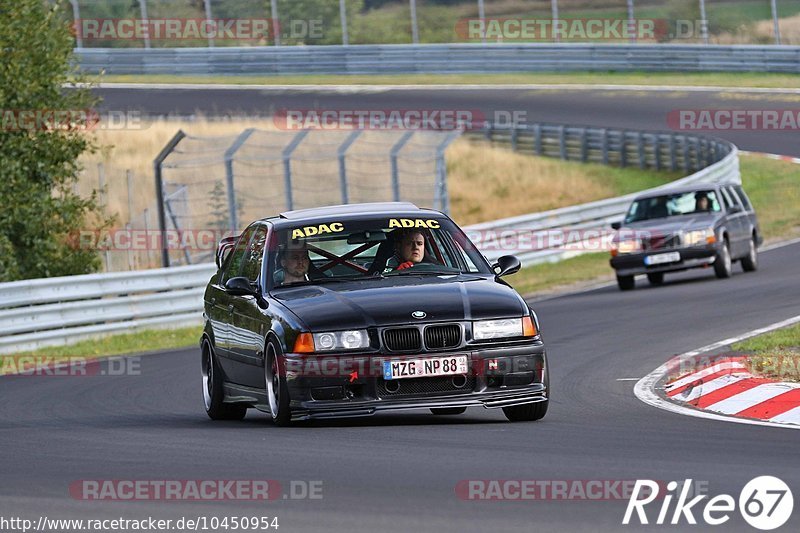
[0, 125, 739, 354]
[74, 44, 800, 75]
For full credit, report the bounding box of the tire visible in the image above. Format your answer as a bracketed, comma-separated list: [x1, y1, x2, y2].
[202, 341, 247, 421]
[714, 239, 732, 279]
[430, 407, 467, 415]
[647, 272, 664, 286]
[616, 274, 635, 291]
[503, 400, 548, 422]
[741, 236, 758, 272]
[265, 342, 292, 427]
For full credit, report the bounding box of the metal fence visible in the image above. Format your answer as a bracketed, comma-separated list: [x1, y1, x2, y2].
[153, 128, 461, 267]
[67, 0, 792, 47]
[0, 122, 740, 354]
[75, 44, 800, 75]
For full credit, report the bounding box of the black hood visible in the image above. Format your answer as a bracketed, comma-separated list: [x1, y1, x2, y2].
[272, 275, 528, 331]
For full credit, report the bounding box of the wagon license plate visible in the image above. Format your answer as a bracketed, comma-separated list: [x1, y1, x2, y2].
[644, 252, 681, 266]
[383, 355, 469, 380]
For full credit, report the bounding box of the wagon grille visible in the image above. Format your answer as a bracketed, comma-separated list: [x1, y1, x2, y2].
[383, 328, 422, 352]
[424, 325, 461, 349]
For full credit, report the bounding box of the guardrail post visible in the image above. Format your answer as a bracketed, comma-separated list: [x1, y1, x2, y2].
[669, 134, 677, 171]
[601, 129, 609, 165]
[511, 128, 518, 151]
[559, 126, 567, 160]
[580, 128, 588, 163]
[390, 131, 415, 202]
[534, 124, 542, 155]
[137, 0, 150, 49]
[153, 130, 186, 268]
[637, 132, 646, 169]
[270, 0, 281, 46]
[224, 128, 255, 232]
[654, 134, 662, 171]
[620, 131, 628, 168]
[682, 136, 691, 172]
[338, 130, 362, 204]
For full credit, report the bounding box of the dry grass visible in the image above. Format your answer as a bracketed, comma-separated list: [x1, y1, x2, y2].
[715, 15, 800, 44]
[447, 138, 611, 225]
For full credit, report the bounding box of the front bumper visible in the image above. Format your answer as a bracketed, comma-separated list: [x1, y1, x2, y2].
[282, 342, 548, 421]
[610, 244, 718, 277]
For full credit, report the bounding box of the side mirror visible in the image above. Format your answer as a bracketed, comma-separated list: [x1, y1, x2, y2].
[225, 277, 268, 309]
[225, 276, 256, 296]
[611, 221, 622, 230]
[493, 255, 521, 278]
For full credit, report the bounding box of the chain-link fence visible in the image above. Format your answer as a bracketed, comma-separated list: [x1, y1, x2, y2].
[66, 0, 797, 48]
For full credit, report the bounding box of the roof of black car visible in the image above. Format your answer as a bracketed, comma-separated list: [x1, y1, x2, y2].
[633, 184, 722, 201]
[258, 202, 443, 226]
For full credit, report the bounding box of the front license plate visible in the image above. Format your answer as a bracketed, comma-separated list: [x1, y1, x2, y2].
[644, 252, 681, 266]
[383, 355, 469, 380]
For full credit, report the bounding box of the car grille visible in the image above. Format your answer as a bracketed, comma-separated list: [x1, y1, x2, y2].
[383, 328, 422, 352]
[643, 233, 679, 251]
[424, 324, 461, 349]
[376, 375, 475, 397]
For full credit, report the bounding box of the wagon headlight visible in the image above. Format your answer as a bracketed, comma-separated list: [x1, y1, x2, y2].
[299, 329, 370, 352]
[683, 228, 716, 246]
[473, 317, 536, 340]
[611, 239, 642, 256]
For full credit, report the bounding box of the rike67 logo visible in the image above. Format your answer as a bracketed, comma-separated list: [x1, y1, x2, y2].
[623, 476, 793, 530]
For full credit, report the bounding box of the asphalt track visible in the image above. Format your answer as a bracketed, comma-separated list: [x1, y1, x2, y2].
[1, 87, 798, 532]
[94, 85, 800, 156]
[2, 242, 799, 532]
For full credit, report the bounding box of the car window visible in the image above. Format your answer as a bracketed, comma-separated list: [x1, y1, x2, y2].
[720, 187, 738, 210]
[625, 190, 720, 223]
[267, 216, 491, 288]
[221, 226, 255, 285]
[241, 226, 268, 283]
[732, 185, 753, 211]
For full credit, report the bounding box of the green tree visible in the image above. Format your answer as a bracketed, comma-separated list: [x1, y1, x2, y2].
[0, 0, 111, 281]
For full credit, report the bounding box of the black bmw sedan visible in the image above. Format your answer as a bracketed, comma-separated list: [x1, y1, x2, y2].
[201, 202, 549, 425]
[610, 183, 761, 290]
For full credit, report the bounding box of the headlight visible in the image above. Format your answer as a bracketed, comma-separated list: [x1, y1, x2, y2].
[614, 239, 642, 255]
[683, 228, 716, 246]
[311, 330, 370, 352]
[473, 317, 536, 340]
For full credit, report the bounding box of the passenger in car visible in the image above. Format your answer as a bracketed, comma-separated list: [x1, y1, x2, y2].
[694, 192, 711, 212]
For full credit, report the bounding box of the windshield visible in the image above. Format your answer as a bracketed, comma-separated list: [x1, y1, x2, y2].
[267, 216, 491, 289]
[625, 190, 721, 223]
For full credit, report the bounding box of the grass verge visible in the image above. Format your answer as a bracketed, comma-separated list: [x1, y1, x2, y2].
[97, 72, 800, 89]
[733, 323, 800, 382]
[1, 326, 202, 371]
